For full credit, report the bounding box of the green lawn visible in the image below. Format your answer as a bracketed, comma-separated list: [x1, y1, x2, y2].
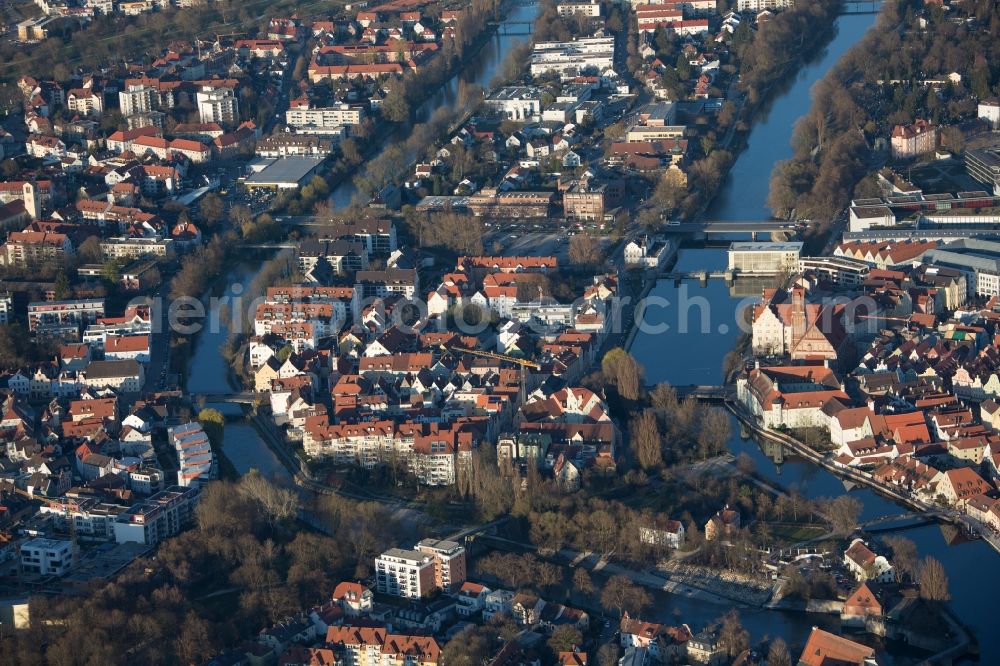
[767, 523, 828, 543]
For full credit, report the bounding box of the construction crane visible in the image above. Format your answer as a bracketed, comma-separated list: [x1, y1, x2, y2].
[443, 345, 541, 370]
[440, 345, 541, 404]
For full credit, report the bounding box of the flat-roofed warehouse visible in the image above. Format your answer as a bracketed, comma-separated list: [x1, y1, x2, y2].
[244, 157, 324, 190]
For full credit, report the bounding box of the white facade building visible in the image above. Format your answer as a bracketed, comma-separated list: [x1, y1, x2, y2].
[196, 86, 239, 126]
[20, 538, 74, 576]
[375, 548, 436, 599]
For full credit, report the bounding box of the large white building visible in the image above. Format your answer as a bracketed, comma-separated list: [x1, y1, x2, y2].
[20, 538, 74, 576]
[119, 83, 157, 116]
[169, 421, 217, 487]
[530, 36, 615, 78]
[113, 486, 200, 546]
[484, 87, 543, 121]
[285, 104, 364, 130]
[978, 99, 1000, 130]
[196, 86, 239, 126]
[557, 0, 601, 17]
[375, 548, 437, 599]
[737, 0, 795, 10]
[727, 241, 802, 275]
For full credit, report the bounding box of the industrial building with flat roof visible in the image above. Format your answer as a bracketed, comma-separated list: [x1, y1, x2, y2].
[728, 241, 803, 275]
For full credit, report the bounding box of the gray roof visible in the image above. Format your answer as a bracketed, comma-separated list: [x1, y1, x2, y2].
[245, 157, 324, 186]
[84, 359, 141, 379]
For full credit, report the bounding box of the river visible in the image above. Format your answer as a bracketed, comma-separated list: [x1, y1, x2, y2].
[185, 262, 291, 483]
[631, 10, 996, 662]
[329, 0, 543, 208]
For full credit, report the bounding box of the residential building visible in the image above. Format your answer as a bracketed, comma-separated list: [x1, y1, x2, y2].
[704, 505, 740, 541]
[978, 99, 1000, 130]
[374, 548, 437, 599]
[100, 236, 175, 261]
[890, 119, 938, 159]
[797, 627, 876, 666]
[737, 0, 795, 10]
[119, 83, 157, 116]
[20, 538, 73, 576]
[843, 538, 895, 583]
[624, 235, 672, 269]
[530, 36, 615, 79]
[28, 299, 105, 332]
[2, 230, 72, 267]
[557, 0, 601, 17]
[484, 87, 542, 121]
[414, 538, 466, 593]
[196, 86, 239, 126]
[79, 359, 145, 392]
[113, 485, 200, 546]
[285, 104, 364, 129]
[169, 422, 217, 487]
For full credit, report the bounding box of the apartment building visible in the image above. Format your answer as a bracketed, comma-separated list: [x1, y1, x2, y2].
[484, 87, 543, 121]
[285, 104, 364, 129]
[2, 230, 72, 267]
[119, 83, 158, 116]
[414, 538, 467, 593]
[890, 119, 938, 159]
[169, 422, 217, 487]
[557, 0, 601, 17]
[112, 485, 200, 546]
[28, 298, 105, 332]
[20, 538, 74, 576]
[196, 86, 239, 126]
[79, 359, 145, 393]
[375, 548, 437, 599]
[100, 236, 175, 261]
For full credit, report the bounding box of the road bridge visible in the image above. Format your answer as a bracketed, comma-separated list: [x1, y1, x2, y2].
[660, 220, 801, 237]
[840, 0, 884, 14]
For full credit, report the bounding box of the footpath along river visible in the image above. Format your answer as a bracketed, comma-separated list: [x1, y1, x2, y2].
[630, 9, 995, 662]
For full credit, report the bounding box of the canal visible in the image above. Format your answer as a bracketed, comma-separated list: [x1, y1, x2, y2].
[329, 0, 543, 207]
[631, 10, 995, 661]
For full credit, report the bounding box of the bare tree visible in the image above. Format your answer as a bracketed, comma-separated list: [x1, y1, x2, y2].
[717, 610, 749, 657]
[918, 556, 950, 602]
[885, 536, 918, 582]
[601, 575, 651, 618]
[630, 411, 662, 470]
[573, 567, 594, 595]
[238, 472, 299, 527]
[568, 233, 604, 268]
[819, 495, 862, 536]
[767, 637, 792, 666]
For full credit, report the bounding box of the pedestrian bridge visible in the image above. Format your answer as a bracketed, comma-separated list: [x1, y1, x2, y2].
[192, 392, 261, 405]
[663, 385, 735, 401]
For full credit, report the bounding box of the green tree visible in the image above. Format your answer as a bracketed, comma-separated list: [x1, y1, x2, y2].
[198, 408, 226, 449]
[54, 271, 71, 300]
